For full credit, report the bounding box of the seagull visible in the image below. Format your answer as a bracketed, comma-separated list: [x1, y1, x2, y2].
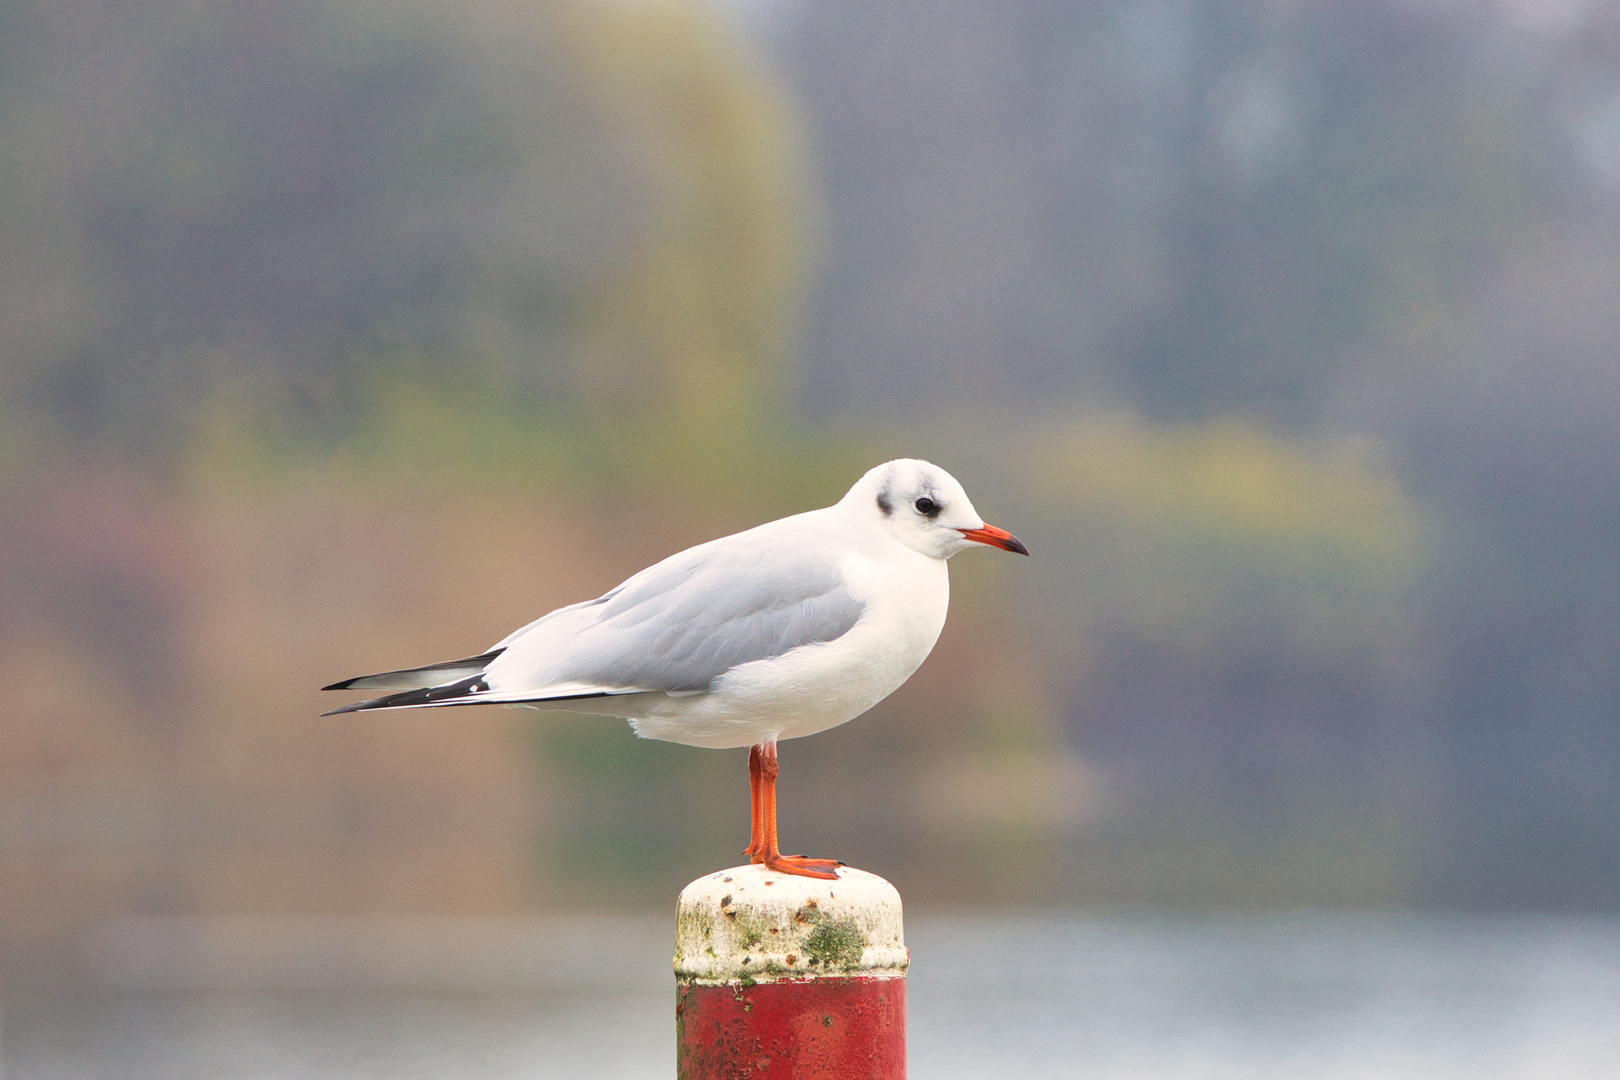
[321, 459, 1028, 878]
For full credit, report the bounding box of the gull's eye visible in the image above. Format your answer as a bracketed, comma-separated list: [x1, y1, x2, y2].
[914, 496, 940, 518]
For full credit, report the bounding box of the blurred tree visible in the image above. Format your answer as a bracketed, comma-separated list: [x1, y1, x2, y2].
[786, 0, 1549, 425]
[1020, 414, 1425, 905]
[1368, 235, 1620, 907]
[0, 0, 811, 481]
[1121, 1, 1543, 425]
[785, 0, 1620, 908]
[0, 0, 844, 947]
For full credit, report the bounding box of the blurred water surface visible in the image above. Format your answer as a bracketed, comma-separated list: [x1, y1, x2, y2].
[6, 912, 1619, 1079]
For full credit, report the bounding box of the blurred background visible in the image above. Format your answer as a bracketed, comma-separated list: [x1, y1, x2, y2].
[3, 0, 1620, 1075]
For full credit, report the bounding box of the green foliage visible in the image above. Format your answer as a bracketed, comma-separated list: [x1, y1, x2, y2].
[1027, 414, 1421, 663]
[0, 0, 816, 489]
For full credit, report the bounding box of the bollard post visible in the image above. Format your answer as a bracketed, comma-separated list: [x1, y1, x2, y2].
[674, 864, 907, 1079]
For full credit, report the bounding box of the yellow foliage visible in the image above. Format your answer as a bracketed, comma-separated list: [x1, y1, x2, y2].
[1025, 414, 1423, 661]
[1037, 415, 1420, 569]
[555, 0, 810, 431]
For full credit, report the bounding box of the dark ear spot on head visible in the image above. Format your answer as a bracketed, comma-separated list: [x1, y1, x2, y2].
[876, 490, 893, 516]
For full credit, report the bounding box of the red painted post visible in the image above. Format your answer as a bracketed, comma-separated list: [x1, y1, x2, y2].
[674, 865, 907, 1079]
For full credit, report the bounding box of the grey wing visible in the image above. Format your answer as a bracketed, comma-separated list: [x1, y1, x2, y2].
[485, 538, 865, 696]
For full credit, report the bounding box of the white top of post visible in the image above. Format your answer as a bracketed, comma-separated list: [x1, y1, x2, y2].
[674, 864, 907, 984]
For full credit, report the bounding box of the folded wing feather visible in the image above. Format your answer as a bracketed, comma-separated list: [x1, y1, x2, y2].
[322, 523, 867, 715]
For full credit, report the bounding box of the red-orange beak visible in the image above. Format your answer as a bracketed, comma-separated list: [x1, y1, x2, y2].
[957, 523, 1030, 555]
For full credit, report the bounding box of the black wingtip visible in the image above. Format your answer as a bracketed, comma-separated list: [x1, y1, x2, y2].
[320, 649, 506, 693]
[320, 674, 490, 716]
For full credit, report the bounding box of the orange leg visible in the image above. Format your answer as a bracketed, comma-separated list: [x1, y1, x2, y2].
[744, 744, 765, 859]
[746, 741, 841, 879]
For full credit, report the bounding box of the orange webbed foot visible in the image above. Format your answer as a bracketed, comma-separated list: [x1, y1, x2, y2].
[761, 853, 842, 879]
